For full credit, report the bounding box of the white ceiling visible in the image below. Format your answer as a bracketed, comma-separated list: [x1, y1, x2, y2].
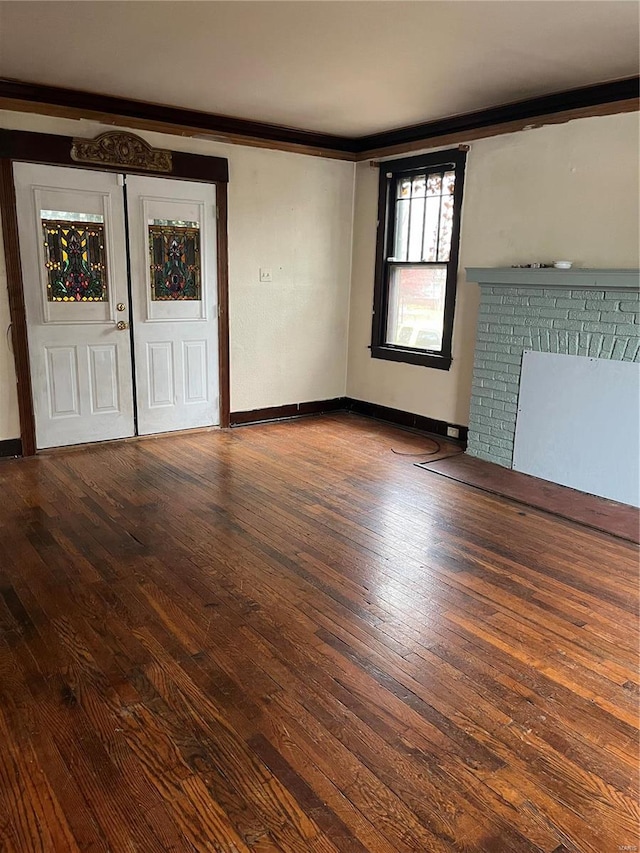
[0, 1, 637, 137]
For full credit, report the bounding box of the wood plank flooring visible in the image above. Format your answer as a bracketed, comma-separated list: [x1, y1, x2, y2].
[0, 413, 637, 853]
[416, 453, 639, 544]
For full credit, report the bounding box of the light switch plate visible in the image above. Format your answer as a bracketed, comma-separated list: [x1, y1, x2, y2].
[259, 268, 273, 283]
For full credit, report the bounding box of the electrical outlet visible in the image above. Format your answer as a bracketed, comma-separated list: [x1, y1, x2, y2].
[259, 268, 272, 283]
[446, 426, 460, 439]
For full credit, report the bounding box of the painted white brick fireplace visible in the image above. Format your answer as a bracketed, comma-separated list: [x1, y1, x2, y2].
[465, 268, 640, 468]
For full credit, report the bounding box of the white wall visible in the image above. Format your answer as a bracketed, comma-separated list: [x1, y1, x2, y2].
[347, 111, 640, 425]
[2, 109, 638, 444]
[0, 111, 356, 439]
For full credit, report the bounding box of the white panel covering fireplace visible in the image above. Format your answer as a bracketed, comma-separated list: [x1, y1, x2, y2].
[465, 268, 640, 502]
[513, 350, 640, 507]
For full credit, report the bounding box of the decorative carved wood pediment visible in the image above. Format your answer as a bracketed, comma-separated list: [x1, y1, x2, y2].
[70, 131, 172, 173]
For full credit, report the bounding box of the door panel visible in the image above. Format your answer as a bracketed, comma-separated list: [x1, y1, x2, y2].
[126, 175, 219, 435]
[45, 345, 80, 418]
[14, 163, 135, 449]
[88, 345, 120, 413]
[147, 341, 175, 408]
[183, 340, 208, 403]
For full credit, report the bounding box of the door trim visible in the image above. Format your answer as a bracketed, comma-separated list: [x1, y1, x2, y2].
[0, 129, 230, 455]
[0, 158, 36, 455]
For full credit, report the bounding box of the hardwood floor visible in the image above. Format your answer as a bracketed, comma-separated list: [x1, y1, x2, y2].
[0, 413, 637, 853]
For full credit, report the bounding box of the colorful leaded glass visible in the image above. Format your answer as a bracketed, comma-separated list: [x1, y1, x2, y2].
[42, 219, 108, 302]
[149, 223, 201, 301]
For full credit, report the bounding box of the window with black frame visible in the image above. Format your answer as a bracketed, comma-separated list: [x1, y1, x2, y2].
[371, 148, 466, 369]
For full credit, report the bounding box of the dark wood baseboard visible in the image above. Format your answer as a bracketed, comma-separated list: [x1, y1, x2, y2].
[230, 396, 468, 444]
[345, 399, 468, 444]
[4, 399, 466, 456]
[230, 398, 347, 426]
[0, 438, 22, 458]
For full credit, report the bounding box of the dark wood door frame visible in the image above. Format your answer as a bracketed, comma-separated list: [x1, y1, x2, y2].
[0, 129, 231, 456]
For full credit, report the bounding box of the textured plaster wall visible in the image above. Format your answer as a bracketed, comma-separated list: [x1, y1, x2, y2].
[0, 111, 356, 439]
[346, 112, 640, 425]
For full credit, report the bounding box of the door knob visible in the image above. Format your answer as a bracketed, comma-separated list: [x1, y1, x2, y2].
[116, 320, 129, 331]
[117, 303, 126, 312]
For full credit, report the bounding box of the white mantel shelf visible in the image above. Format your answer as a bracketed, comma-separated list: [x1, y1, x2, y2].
[465, 267, 640, 290]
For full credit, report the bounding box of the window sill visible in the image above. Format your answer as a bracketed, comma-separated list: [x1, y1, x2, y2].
[370, 345, 452, 370]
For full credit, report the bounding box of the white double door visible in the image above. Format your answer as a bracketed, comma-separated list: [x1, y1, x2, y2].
[14, 164, 219, 449]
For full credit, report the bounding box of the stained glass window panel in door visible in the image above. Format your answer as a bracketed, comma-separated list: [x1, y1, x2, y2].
[41, 215, 108, 302]
[149, 221, 201, 301]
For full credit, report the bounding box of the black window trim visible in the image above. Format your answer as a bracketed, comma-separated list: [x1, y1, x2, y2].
[371, 147, 467, 370]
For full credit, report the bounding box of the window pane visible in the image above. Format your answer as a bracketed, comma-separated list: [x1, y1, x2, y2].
[443, 170, 455, 195]
[148, 221, 201, 301]
[392, 198, 410, 260]
[149, 218, 198, 228]
[407, 196, 425, 261]
[422, 196, 441, 262]
[426, 173, 442, 196]
[411, 175, 426, 197]
[437, 171, 456, 262]
[41, 210, 104, 223]
[397, 178, 412, 199]
[41, 214, 108, 302]
[385, 265, 447, 352]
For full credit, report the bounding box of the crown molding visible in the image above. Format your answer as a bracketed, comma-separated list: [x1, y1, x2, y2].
[358, 76, 639, 154]
[0, 76, 637, 161]
[0, 78, 359, 160]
